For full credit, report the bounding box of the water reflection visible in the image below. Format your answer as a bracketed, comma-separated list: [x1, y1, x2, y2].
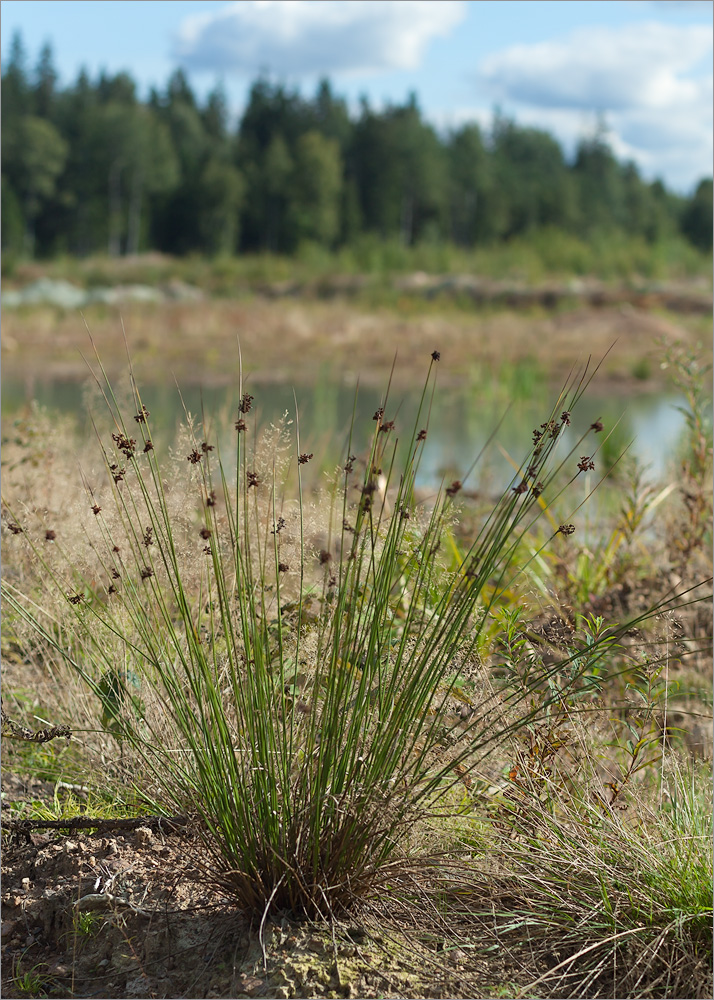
[2, 375, 688, 486]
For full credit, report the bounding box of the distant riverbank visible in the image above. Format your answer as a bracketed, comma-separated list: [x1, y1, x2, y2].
[2, 292, 709, 397]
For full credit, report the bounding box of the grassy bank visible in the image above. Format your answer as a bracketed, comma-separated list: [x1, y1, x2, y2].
[3, 232, 713, 290]
[1, 339, 711, 998]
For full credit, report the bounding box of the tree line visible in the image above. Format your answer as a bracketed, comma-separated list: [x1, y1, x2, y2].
[2, 33, 712, 262]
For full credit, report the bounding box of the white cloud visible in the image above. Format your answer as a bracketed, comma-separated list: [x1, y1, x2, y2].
[173, 0, 465, 76]
[474, 21, 712, 191]
[478, 22, 711, 112]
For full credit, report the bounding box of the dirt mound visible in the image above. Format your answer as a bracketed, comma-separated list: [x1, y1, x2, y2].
[1, 816, 473, 999]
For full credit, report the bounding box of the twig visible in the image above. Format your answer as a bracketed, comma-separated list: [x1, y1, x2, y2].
[1, 702, 71, 743]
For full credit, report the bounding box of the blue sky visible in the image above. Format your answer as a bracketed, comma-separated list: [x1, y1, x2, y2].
[2, 0, 711, 192]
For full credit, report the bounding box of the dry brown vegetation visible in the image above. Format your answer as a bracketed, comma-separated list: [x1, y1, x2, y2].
[2, 295, 711, 394]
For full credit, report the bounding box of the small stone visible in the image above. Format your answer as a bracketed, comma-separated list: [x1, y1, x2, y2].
[236, 975, 264, 997]
[1, 921, 17, 941]
[134, 827, 153, 846]
[21, 877, 31, 887]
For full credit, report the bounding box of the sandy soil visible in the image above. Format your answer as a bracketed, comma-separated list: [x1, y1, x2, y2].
[1, 783, 495, 1000]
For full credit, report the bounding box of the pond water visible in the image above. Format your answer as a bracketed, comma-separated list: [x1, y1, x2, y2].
[2, 373, 689, 489]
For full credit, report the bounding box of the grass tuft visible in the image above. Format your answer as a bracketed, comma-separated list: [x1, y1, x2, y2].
[2, 341, 709, 931]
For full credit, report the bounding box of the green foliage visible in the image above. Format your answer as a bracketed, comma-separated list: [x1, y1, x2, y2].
[681, 179, 713, 252]
[288, 130, 342, 247]
[10, 962, 53, 999]
[2, 115, 67, 256]
[1, 33, 710, 263]
[661, 343, 713, 570]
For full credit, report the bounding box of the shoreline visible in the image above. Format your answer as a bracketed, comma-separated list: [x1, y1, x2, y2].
[2, 295, 710, 404]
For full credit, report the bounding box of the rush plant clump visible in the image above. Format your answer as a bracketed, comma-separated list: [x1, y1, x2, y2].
[2, 341, 706, 925]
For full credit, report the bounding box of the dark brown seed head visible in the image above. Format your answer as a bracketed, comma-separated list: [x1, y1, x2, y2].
[560, 411, 571, 425]
[134, 405, 150, 424]
[298, 453, 313, 465]
[379, 421, 395, 434]
[187, 449, 202, 464]
[431, 350, 441, 361]
[112, 432, 136, 459]
[238, 393, 254, 414]
[140, 567, 153, 580]
[68, 594, 84, 605]
[344, 454, 356, 473]
[247, 471, 260, 488]
[45, 530, 56, 541]
[373, 407, 384, 422]
[92, 504, 102, 516]
[7, 522, 23, 535]
[417, 429, 427, 442]
[201, 441, 214, 454]
[206, 490, 217, 507]
[577, 456, 595, 473]
[446, 480, 462, 498]
[513, 480, 529, 495]
[235, 419, 247, 433]
[591, 419, 604, 433]
[319, 549, 332, 565]
[278, 562, 289, 573]
[200, 527, 212, 540]
[558, 524, 576, 536]
[143, 527, 154, 547]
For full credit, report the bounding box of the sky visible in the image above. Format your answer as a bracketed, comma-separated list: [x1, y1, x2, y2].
[2, 0, 712, 193]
